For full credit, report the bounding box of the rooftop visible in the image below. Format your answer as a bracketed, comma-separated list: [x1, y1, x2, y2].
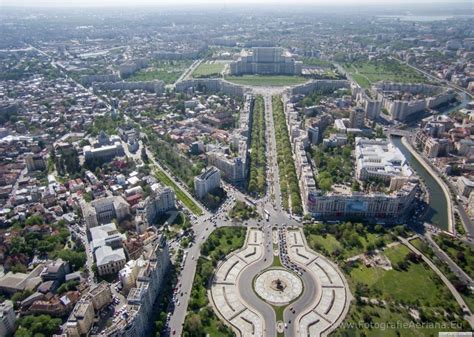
[355, 137, 413, 179]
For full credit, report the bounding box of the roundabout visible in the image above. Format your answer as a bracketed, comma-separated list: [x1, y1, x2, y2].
[254, 269, 303, 305]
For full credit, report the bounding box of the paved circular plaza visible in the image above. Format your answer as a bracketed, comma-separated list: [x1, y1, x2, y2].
[254, 269, 303, 305]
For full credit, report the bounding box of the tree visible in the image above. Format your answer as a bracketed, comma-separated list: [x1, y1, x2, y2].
[54, 249, 86, 271]
[319, 177, 333, 191]
[25, 215, 44, 226]
[351, 180, 360, 192]
[14, 327, 32, 337]
[185, 313, 203, 337]
[16, 315, 61, 336]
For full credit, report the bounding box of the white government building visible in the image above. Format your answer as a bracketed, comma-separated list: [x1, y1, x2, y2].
[355, 137, 413, 184]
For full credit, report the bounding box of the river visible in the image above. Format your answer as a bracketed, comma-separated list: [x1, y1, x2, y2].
[391, 136, 449, 230]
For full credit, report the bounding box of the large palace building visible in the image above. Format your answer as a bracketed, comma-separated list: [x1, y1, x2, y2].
[230, 47, 302, 76]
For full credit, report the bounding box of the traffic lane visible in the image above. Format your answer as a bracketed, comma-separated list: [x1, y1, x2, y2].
[238, 226, 276, 336]
[168, 217, 232, 335]
[167, 240, 200, 335]
[284, 269, 318, 337]
[455, 202, 474, 237]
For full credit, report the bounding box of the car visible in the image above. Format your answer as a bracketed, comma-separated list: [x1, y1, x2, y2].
[172, 330, 176, 335]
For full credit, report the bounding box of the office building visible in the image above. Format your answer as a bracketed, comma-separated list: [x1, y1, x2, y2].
[208, 152, 245, 184]
[66, 300, 95, 337]
[135, 183, 175, 232]
[307, 182, 418, 221]
[83, 142, 124, 163]
[372, 82, 455, 122]
[194, 166, 221, 199]
[284, 95, 418, 222]
[66, 282, 112, 337]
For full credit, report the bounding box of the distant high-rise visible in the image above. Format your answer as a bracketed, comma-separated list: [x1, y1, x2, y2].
[230, 47, 302, 76]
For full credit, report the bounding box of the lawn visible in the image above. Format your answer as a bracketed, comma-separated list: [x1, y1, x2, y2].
[332, 303, 461, 337]
[343, 58, 427, 88]
[126, 60, 192, 84]
[351, 73, 371, 89]
[410, 238, 474, 313]
[349, 245, 459, 310]
[155, 169, 203, 216]
[335, 244, 469, 336]
[304, 226, 470, 336]
[192, 61, 226, 78]
[272, 255, 283, 268]
[225, 75, 307, 87]
[229, 200, 259, 221]
[305, 231, 391, 260]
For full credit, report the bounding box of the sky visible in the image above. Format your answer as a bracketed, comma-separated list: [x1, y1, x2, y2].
[2, 0, 469, 8]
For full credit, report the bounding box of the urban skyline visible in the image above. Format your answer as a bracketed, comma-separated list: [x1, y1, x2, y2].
[0, 3, 473, 337]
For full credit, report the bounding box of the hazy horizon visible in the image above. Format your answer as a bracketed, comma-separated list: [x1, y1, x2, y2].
[2, 0, 473, 8]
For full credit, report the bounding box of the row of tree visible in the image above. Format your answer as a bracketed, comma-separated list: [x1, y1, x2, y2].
[247, 96, 266, 196]
[146, 131, 204, 189]
[272, 96, 303, 215]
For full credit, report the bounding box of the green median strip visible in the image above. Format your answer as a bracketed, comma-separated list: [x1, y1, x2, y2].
[155, 168, 203, 216]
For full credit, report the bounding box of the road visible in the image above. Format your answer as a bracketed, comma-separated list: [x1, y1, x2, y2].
[238, 225, 276, 337]
[264, 94, 284, 213]
[234, 92, 310, 337]
[283, 262, 318, 337]
[173, 59, 203, 85]
[402, 136, 474, 237]
[165, 91, 474, 336]
[445, 179, 474, 237]
[30, 42, 326, 336]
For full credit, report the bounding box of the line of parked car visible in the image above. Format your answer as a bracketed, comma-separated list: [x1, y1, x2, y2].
[278, 228, 303, 276]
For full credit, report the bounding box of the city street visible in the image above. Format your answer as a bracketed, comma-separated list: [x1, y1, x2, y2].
[166, 90, 304, 336]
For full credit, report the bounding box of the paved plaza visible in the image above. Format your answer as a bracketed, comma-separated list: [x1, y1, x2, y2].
[254, 269, 303, 305]
[210, 228, 265, 337]
[210, 226, 351, 337]
[285, 229, 351, 337]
